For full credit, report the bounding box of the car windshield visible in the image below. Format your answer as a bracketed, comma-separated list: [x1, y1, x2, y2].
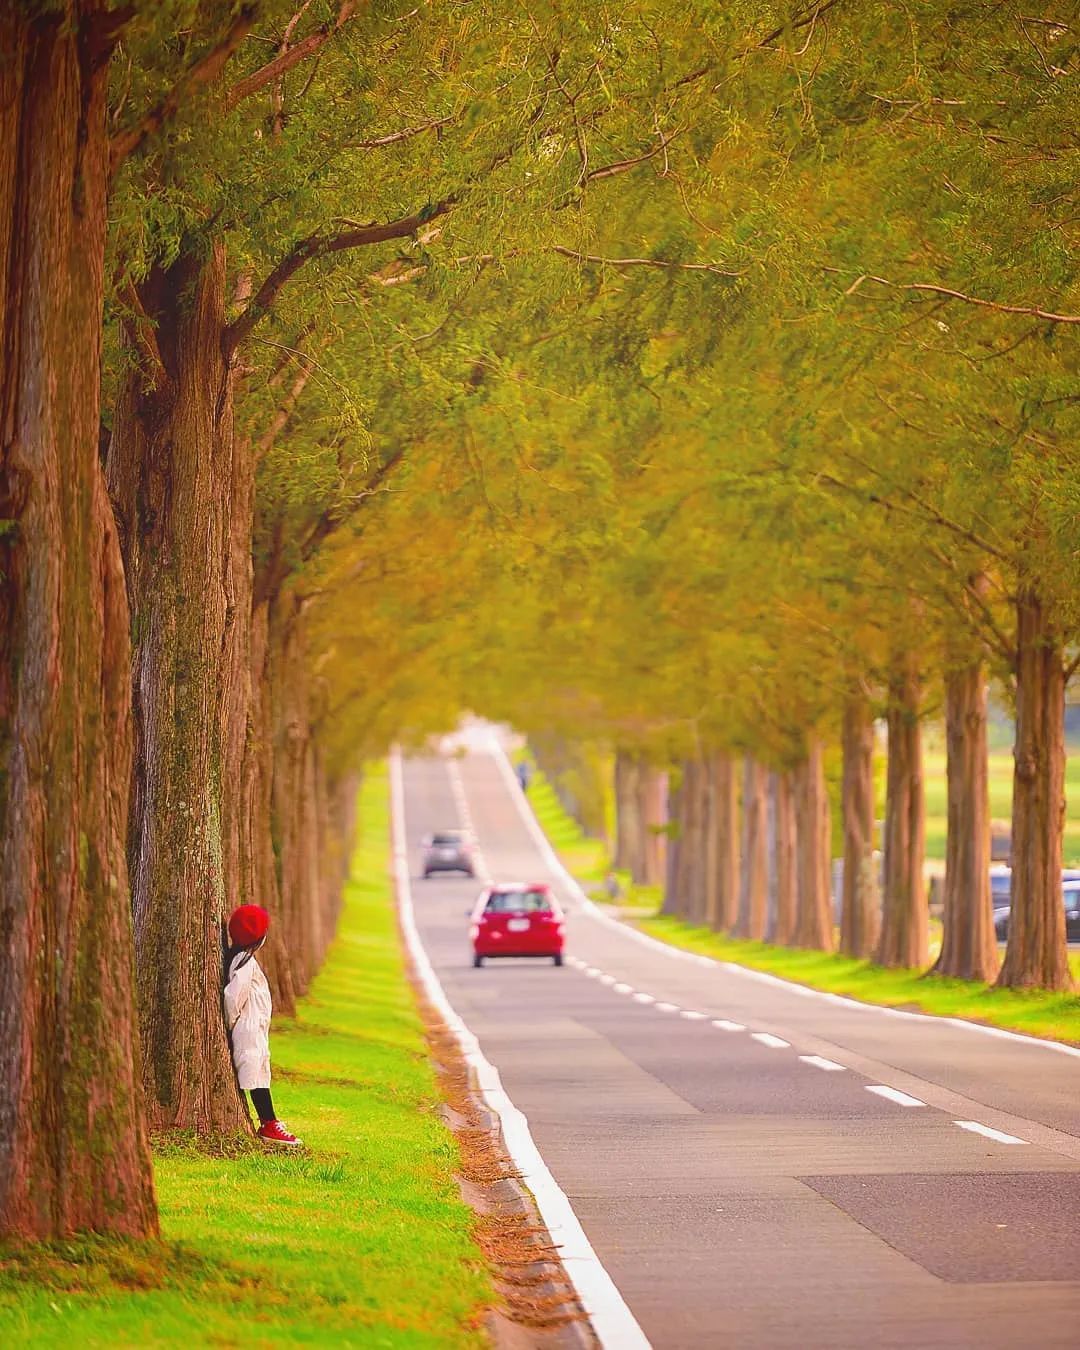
[431, 833, 463, 846]
[485, 890, 552, 913]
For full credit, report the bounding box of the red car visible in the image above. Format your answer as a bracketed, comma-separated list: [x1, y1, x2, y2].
[470, 883, 566, 968]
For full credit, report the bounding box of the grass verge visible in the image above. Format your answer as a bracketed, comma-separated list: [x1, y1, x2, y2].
[0, 765, 492, 1348]
[519, 758, 1080, 1048]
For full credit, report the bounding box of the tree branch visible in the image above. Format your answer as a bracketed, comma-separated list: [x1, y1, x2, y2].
[843, 272, 1080, 324]
[109, 6, 258, 177]
[226, 2, 356, 110]
[551, 246, 742, 276]
[224, 201, 453, 354]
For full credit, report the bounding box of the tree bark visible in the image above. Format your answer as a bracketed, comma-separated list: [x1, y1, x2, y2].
[934, 659, 998, 981]
[639, 765, 667, 885]
[708, 752, 739, 931]
[736, 758, 768, 939]
[661, 768, 684, 917]
[794, 741, 834, 950]
[107, 241, 249, 1133]
[840, 692, 879, 957]
[771, 771, 797, 946]
[876, 656, 928, 968]
[998, 587, 1070, 990]
[0, 3, 156, 1238]
[613, 750, 640, 874]
[679, 758, 706, 923]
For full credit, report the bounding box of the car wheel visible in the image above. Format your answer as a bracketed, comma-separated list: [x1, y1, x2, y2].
[473, 953, 484, 968]
[552, 953, 563, 967]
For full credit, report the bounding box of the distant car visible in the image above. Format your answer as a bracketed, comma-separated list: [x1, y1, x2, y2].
[422, 830, 476, 878]
[993, 874, 1080, 942]
[470, 883, 565, 967]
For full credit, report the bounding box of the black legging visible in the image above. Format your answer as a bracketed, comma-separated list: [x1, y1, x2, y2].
[250, 1088, 276, 1124]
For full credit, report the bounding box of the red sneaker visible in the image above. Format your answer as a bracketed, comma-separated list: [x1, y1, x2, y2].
[257, 1119, 303, 1147]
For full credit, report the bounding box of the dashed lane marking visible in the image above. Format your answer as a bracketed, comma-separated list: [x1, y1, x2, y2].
[799, 1055, 846, 1072]
[866, 1085, 925, 1107]
[633, 993, 655, 1004]
[584, 967, 601, 977]
[654, 1002, 680, 1013]
[598, 974, 617, 985]
[711, 1019, 745, 1032]
[680, 1011, 707, 1021]
[955, 1120, 1026, 1144]
[751, 1032, 790, 1049]
[612, 983, 633, 994]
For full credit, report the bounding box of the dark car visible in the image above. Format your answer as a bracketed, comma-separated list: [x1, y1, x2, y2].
[422, 830, 476, 878]
[993, 872, 1080, 942]
[470, 883, 565, 967]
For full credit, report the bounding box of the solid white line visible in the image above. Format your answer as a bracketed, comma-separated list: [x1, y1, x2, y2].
[612, 983, 634, 995]
[954, 1120, 1026, 1145]
[654, 1002, 680, 1013]
[799, 1055, 846, 1072]
[633, 993, 655, 1004]
[751, 1032, 790, 1049]
[711, 1019, 745, 1032]
[391, 752, 651, 1350]
[490, 741, 1080, 1065]
[680, 1011, 707, 1021]
[866, 1085, 925, 1107]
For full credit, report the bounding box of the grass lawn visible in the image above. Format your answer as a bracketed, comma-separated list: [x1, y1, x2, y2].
[518, 756, 1080, 1047]
[636, 916, 1080, 1047]
[0, 766, 491, 1348]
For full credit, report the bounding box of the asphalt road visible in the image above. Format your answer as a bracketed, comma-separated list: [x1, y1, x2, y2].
[401, 743, 1080, 1350]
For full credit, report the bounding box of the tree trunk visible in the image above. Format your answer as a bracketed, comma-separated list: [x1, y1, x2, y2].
[0, 4, 157, 1238]
[934, 659, 998, 981]
[640, 765, 667, 885]
[840, 692, 879, 958]
[736, 758, 768, 939]
[771, 771, 797, 946]
[708, 752, 739, 930]
[794, 741, 834, 950]
[998, 587, 1070, 990]
[679, 758, 706, 923]
[661, 768, 684, 917]
[613, 751, 640, 874]
[107, 241, 249, 1134]
[876, 657, 928, 968]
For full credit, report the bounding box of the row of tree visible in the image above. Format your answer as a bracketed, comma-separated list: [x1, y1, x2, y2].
[1, 1, 1075, 1245]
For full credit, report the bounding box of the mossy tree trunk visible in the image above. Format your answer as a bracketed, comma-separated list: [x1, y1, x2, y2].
[736, 757, 768, 939]
[998, 587, 1070, 990]
[934, 657, 998, 981]
[794, 741, 834, 950]
[107, 240, 249, 1134]
[0, 1, 157, 1238]
[876, 655, 928, 969]
[840, 691, 879, 958]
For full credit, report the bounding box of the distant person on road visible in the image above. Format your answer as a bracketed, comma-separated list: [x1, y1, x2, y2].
[224, 905, 302, 1148]
[516, 758, 533, 793]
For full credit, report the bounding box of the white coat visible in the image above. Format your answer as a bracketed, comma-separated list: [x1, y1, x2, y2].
[224, 951, 272, 1090]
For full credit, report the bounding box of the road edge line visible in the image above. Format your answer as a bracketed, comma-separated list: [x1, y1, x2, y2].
[490, 739, 1080, 1064]
[390, 749, 652, 1350]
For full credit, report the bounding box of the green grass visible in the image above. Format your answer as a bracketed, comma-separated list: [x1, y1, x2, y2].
[635, 917, 1080, 1046]
[522, 767, 609, 885]
[0, 767, 491, 1348]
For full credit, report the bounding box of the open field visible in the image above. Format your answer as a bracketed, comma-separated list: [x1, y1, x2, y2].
[0, 768, 490, 1348]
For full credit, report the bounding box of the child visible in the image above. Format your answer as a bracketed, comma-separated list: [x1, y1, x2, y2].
[224, 904, 302, 1147]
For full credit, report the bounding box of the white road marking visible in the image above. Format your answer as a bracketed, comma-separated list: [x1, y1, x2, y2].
[584, 966, 601, 977]
[598, 974, 617, 985]
[954, 1120, 1026, 1144]
[612, 983, 634, 994]
[568, 956, 585, 969]
[654, 1002, 680, 1013]
[799, 1055, 846, 1072]
[751, 1032, 790, 1049]
[491, 739, 1080, 1065]
[633, 993, 655, 1004]
[391, 751, 651, 1350]
[711, 1019, 745, 1032]
[680, 1011, 707, 1021]
[866, 1085, 925, 1107]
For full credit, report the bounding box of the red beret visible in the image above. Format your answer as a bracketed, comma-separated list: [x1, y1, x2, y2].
[228, 905, 270, 947]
